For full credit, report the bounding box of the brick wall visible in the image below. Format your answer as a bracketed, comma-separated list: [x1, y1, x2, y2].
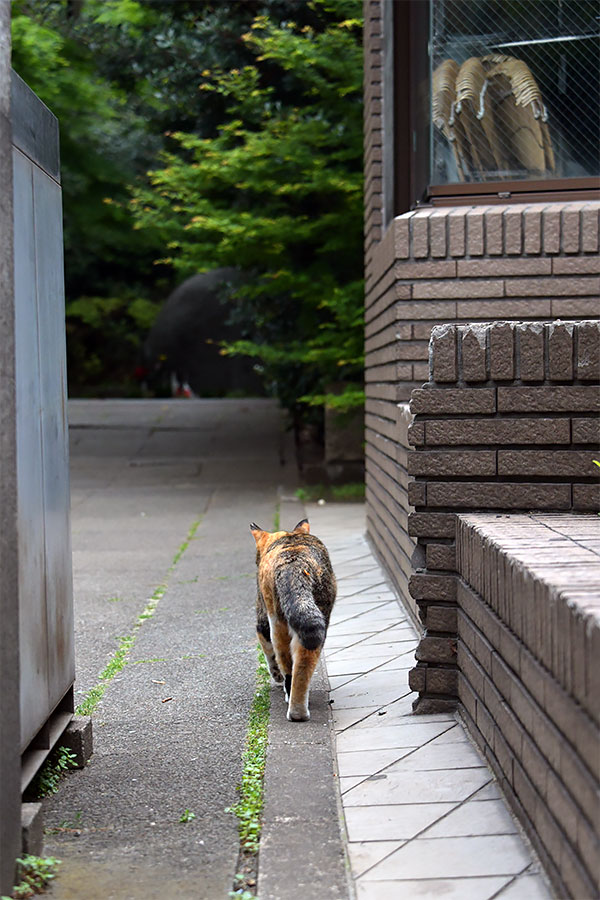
[456, 514, 600, 899]
[362, 2, 600, 615]
[407, 319, 600, 712]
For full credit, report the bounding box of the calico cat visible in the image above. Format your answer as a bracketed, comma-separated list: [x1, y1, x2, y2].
[250, 518, 336, 721]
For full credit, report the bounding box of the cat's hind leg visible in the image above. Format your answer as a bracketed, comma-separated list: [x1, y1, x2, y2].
[256, 598, 283, 685]
[287, 636, 321, 721]
[271, 618, 293, 699]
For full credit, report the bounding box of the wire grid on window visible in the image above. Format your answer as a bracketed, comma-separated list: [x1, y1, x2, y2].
[430, 0, 600, 185]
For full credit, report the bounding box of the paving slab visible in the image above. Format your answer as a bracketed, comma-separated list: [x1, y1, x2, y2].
[306, 501, 553, 900]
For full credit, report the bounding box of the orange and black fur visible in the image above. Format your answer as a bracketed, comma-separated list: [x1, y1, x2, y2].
[250, 519, 336, 721]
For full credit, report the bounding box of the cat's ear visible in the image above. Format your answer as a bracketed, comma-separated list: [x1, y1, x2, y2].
[250, 523, 267, 547]
[293, 519, 310, 534]
[251, 522, 272, 555]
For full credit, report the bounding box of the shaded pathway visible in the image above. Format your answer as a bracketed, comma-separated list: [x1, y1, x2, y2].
[45, 399, 294, 899]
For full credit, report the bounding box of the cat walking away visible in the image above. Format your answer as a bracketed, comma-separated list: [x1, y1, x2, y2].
[250, 519, 336, 721]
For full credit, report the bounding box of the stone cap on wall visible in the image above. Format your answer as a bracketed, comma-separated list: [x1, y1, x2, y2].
[392, 201, 600, 260]
[421, 319, 600, 386]
[457, 512, 599, 728]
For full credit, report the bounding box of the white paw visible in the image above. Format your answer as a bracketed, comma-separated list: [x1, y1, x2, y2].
[287, 704, 310, 722]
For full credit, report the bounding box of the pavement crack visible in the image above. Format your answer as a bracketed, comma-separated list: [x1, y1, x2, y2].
[75, 516, 203, 716]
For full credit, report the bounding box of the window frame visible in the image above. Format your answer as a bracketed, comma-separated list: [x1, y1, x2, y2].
[391, 1, 600, 215]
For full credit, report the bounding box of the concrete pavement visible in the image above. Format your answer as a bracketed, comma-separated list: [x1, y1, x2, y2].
[45, 398, 311, 899]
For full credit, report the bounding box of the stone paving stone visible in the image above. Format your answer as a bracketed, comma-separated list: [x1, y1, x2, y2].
[331, 687, 410, 711]
[330, 601, 399, 623]
[347, 841, 405, 879]
[344, 802, 458, 842]
[336, 748, 416, 778]
[337, 587, 394, 600]
[355, 876, 512, 900]
[326, 640, 415, 661]
[328, 615, 401, 635]
[340, 776, 368, 793]
[423, 800, 519, 838]
[332, 606, 405, 625]
[364, 834, 532, 880]
[333, 707, 392, 732]
[325, 653, 403, 676]
[469, 781, 503, 801]
[343, 767, 491, 807]
[333, 669, 415, 699]
[386, 740, 486, 772]
[355, 628, 417, 646]
[373, 652, 420, 673]
[336, 721, 455, 752]
[495, 874, 553, 898]
[328, 674, 359, 690]
[324, 632, 378, 649]
[366, 694, 455, 723]
[307, 501, 552, 900]
[426, 724, 472, 743]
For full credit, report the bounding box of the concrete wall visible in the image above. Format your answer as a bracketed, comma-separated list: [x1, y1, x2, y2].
[0, 2, 21, 894]
[456, 513, 599, 899]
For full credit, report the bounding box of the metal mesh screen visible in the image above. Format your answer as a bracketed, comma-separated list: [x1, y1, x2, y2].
[430, 0, 599, 184]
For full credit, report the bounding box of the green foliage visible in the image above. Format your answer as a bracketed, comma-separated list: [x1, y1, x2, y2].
[227, 650, 270, 854]
[131, 0, 364, 415]
[179, 809, 196, 823]
[65, 294, 160, 394]
[12, 1, 364, 410]
[28, 748, 77, 800]
[1, 855, 60, 900]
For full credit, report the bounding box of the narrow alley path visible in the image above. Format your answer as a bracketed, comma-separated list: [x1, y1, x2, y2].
[42, 398, 550, 900]
[45, 399, 296, 899]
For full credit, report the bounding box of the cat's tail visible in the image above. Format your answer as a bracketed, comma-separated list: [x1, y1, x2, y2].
[275, 569, 327, 651]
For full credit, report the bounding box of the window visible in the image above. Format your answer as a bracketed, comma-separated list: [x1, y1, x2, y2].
[430, 0, 599, 187]
[391, 0, 600, 211]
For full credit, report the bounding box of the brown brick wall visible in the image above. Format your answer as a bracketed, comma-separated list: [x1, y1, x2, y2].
[362, 7, 600, 895]
[362, 0, 600, 611]
[456, 514, 600, 899]
[407, 320, 600, 710]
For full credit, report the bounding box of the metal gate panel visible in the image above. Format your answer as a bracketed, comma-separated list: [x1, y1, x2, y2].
[13, 147, 50, 751]
[12, 71, 74, 757]
[33, 165, 74, 712]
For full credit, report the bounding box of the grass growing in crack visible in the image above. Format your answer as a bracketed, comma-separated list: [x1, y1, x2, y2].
[228, 650, 270, 854]
[76, 519, 201, 716]
[1, 855, 60, 900]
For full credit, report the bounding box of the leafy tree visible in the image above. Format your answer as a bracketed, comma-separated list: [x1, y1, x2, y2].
[11, 0, 364, 410]
[131, 0, 364, 420]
